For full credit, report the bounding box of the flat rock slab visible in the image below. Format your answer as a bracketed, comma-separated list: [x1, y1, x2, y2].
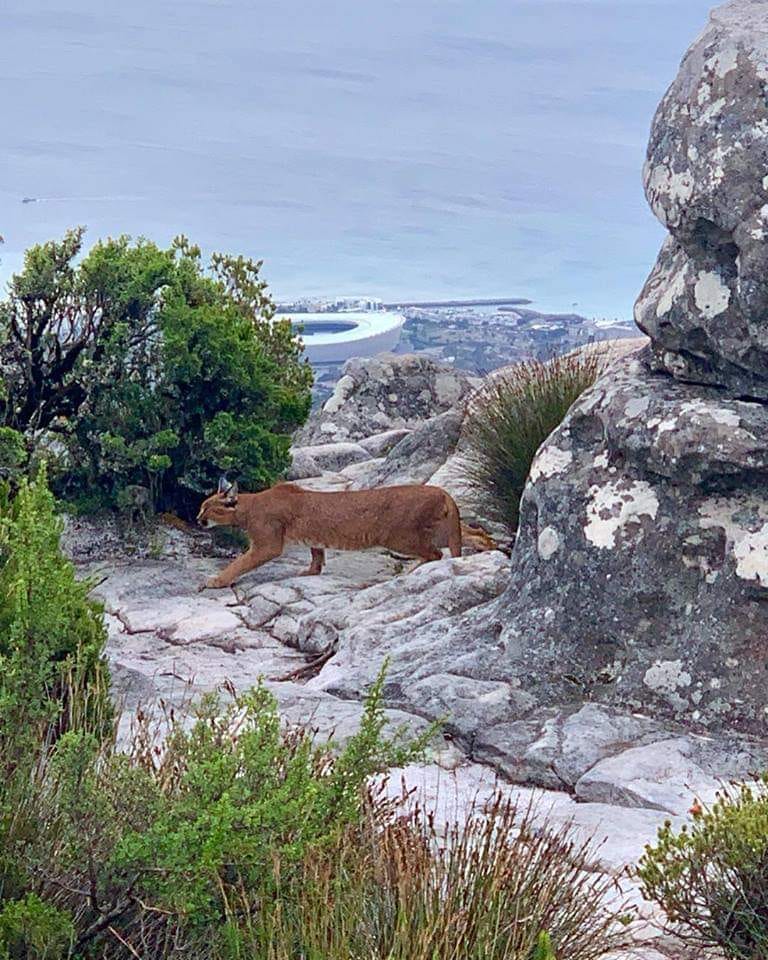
[88, 543, 437, 756]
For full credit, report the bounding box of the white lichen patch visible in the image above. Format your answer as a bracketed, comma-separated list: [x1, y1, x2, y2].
[694, 270, 731, 319]
[323, 374, 355, 415]
[698, 97, 727, 125]
[537, 526, 560, 561]
[656, 264, 688, 317]
[593, 450, 610, 469]
[653, 416, 679, 436]
[623, 396, 652, 420]
[529, 445, 573, 484]
[705, 46, 739, 79]
[699, 496, 768, 586]
[677, 399, 741, 428]
[644, 660, 692, 695]
[584, 480, 660, 550]
[647, 164, 694, 226]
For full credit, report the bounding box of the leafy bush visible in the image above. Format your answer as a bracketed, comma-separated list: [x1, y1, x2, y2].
[638, 779, 768, 958]
[0, 465, 110, 765]
[0, 894, 74, 960]
[463, 348, 607, 534]
[2, 670, 435, 958]
[1, 673, 631, 960]
[0, 230, 312, 516]
[0, 428, 28, 483]
[0, 467, 110, 944]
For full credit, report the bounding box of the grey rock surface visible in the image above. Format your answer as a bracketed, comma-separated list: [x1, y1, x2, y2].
[296, 353, 475, 444]
[351, 408, 465, 488]
[290, 441, 370, 473]
[480, 354, 768, 734]
[357, 428, 412, 458]
[286, 447, 321, 480]
[635, 0, 768, 398]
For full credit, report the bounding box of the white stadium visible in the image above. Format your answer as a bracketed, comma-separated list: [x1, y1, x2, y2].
[286, 311, 406, 365]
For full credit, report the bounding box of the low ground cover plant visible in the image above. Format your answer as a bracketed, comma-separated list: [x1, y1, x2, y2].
[0, 229, 313, 517]
[463, 348, 607, 534]
[638, 779, 768, 959]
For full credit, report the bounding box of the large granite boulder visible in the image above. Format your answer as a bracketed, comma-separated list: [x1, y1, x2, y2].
[471, 0, 768, 735]
[296, 353, 476, 444]
[474, 353, 768, 732]
[635, 0, 768, 398]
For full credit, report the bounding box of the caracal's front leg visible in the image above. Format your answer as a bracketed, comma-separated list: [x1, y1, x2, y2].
[200, 539, 283, 591]
[300, 547, 325, 577]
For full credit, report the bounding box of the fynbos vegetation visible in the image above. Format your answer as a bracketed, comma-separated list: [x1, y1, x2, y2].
[0, 229, 313, 517]
[639, 780, 768, 959]
[463, 349, 606, 534]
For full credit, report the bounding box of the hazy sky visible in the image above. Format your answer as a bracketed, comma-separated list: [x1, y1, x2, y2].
[1, 0, 716, 319]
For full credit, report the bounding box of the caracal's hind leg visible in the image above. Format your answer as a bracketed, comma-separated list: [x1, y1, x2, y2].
[409, 544, 443, 572]
[300, 547, 325, 577]
[200, 533, 284, 590]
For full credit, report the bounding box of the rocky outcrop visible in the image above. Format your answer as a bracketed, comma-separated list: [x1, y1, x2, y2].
[459, 0, 768, 736]
[295, 353, 476, 444]
[635, 0, 768, 398]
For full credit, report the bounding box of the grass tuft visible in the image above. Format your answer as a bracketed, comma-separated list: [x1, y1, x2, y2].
[463, 348, 608, 535]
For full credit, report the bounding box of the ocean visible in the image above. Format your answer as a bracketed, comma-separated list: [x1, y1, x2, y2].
[1, 0, 715, 321]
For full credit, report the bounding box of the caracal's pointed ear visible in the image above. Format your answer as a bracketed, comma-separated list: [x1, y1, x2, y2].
[224, 481, 238, 506]
[218, 475, 231, 495]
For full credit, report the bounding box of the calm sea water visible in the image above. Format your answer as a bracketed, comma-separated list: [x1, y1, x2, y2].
[1, 0, 715, 320]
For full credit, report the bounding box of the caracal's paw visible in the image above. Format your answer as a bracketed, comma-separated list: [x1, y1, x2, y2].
[198, 577, 227, 592]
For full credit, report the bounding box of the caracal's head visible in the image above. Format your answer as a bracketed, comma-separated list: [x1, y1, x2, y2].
[197, 477, 239, 528]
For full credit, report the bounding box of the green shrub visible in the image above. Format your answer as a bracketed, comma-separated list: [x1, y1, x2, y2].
[2, 668, 435, 958]
[0, 894, 74, 960]
[463, 348, 607, 534]
[0, 230, 312, 517]
[1, 669, 630, 960]
[0, 465, 110, 763]
[0, 467, 110, 941]
[0, 429, 28, 483]
[638, 779, 768, 958]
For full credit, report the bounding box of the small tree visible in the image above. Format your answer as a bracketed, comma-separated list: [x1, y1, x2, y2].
[0, 230, 313, 515]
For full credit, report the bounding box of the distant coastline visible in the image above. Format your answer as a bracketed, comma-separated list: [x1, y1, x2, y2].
[383, 298, 532, 309]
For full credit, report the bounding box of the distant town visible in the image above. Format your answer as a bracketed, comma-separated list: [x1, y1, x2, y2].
[277, 295, 638, 405]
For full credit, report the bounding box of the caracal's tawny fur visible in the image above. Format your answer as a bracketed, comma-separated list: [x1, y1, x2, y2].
[196, 480, 463, 589]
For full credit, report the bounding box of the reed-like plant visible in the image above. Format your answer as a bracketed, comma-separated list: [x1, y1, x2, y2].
[463, 348, 608, 534]
[234, 790, 630, 960]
